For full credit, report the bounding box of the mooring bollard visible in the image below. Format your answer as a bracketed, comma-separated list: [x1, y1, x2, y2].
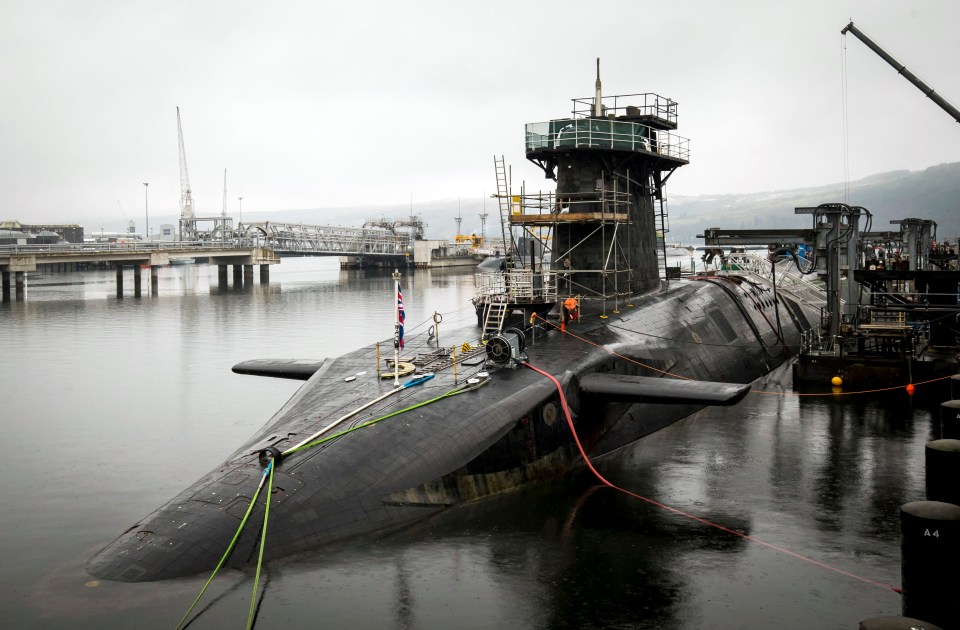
[858, 616, 943, 630]
[925, 440, 960, 505]
[940, 400, 960, 440]
[899, 501, 960, 628]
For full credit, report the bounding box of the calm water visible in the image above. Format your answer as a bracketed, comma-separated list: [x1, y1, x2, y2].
[0, 257, 943, 628]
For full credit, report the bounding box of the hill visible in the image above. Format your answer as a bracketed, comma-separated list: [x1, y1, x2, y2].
[83, 162, 960, 245]
[666, 162, 960, 245]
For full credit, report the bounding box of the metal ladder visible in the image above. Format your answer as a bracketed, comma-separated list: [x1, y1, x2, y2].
[482, 297, 508, 339]
[493, 156, 517, 260]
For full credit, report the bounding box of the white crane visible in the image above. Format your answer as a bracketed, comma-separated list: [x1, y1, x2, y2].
[177, 107, 196, 240]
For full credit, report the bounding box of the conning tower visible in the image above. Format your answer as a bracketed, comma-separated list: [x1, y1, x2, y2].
[523, 60, 690, 297]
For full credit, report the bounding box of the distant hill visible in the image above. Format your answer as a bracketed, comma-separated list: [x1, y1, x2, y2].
[666, 162, 960, 245]
[87, 162, 960, 245]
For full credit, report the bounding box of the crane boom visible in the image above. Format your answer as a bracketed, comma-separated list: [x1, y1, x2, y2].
[176, 107, 196, 240]
[841, 21, 960, 124]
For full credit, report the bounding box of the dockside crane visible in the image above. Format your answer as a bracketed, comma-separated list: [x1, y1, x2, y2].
[841, 21, 960, 124]
[177, 107, 197, 240]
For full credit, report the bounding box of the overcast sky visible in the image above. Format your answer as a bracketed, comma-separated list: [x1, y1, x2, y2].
[1, 0, 957, 230]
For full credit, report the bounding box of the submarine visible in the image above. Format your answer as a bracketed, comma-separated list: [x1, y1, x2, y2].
[86, 65, 819, 583]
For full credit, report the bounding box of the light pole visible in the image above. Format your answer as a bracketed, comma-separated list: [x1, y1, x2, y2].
[143, 182, 149, 242]
[238, 196, 243, 224]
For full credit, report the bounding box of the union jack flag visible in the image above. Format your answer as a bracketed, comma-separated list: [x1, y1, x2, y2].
[397, 282, 405, 349]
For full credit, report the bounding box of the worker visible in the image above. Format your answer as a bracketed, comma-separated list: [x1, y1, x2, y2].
[561, 297, 579, 332]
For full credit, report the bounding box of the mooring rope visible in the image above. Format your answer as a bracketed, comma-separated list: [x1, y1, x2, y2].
[175, 460, 274, 630]
[246, 459, 275, 629]
[176, 371, 490, 627]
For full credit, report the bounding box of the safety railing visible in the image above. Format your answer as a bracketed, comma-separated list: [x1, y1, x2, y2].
[475, 269, 557, 304]
[572, 93, 678, 126]
[525, 118, 690, 162]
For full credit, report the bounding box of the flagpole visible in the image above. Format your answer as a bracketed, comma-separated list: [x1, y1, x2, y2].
[392, 268, 401, 387]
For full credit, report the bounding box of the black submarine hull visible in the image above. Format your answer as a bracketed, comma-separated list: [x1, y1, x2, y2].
[86, 275, 815, 582]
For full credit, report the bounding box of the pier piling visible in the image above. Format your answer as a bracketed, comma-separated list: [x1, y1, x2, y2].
[133, 266, 142, 298]
[925, 439, 960, 505]
[150, 265, 159, 296]
[2, 271, 9, 302]
[243, 264, 253, 285]
[218, 264, 228, 289]
[941, 400, 960, 439]
[259, 264, 269, 284]
[899, 501, 960, 629]
[115, 266, 123, 299]
[232, 264, 242, 287]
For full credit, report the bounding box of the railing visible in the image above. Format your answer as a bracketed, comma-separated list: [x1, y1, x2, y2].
[525, 118, 690, 162]
[0, 241, 256, 255]
[572, 93, 678, 126]
[716, 251, 829, 308]
[475, 270, 557, 304]
[240, 221, 410, 256]
[507, 189, 634, 218]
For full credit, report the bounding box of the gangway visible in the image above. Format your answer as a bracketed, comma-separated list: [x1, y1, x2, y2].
[239, 221, 411, 256]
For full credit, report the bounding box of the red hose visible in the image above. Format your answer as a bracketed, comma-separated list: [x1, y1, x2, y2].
[522, 361, 901, 595]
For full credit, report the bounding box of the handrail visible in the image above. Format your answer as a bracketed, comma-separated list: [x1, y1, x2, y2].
[525, 118, 690, 162]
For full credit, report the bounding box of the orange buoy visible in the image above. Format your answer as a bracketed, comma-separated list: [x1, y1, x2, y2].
[906, 383, 916, 395]
[831, 375, 843, 387]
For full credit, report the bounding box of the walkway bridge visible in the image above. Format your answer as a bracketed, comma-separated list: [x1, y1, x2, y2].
[238, 218, 418, 256]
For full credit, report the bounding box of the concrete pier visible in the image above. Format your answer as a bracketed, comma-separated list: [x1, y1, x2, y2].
[260, 264, 269, 283]
[2, 244, 279, 301]
[218, 264, 228, 289]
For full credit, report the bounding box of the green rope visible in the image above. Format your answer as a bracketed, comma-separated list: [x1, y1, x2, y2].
[175, 461, 273, 630]
[175, 376, 488, 628]
[246, 459, 275, 629]
[284, 379, 487, 457]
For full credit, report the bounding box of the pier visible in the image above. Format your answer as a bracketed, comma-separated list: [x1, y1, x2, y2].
[0, 242, 278, 301]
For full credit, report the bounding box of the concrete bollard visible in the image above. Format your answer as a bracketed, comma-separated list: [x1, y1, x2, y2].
[900, 501, 960, 628]
[925, 440, 960, 505]
[941, 400, 960, 439]
[858, 616, 943, 630]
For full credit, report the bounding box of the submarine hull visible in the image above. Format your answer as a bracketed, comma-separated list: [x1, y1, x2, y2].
[86, 276, 816, 582]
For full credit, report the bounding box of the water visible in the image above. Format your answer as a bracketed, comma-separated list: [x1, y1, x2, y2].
[0, 257, 942, 628]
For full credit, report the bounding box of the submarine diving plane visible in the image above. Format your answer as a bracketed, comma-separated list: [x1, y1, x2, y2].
[87, 64, 817, 583]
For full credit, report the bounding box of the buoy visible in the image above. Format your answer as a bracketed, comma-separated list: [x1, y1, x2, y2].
[906, 383, 916, 395]
[831, 375, 843, 387]
[858, 616, 943, 630]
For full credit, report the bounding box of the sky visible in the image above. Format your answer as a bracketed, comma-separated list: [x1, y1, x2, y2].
[1, 0, 958, 231]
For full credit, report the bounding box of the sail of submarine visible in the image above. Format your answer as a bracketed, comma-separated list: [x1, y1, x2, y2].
[86, 62, 818, 582]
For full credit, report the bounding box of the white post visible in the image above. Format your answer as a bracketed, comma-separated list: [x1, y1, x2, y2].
[392, 268, 401, 387]
[143, 182, 149, 242]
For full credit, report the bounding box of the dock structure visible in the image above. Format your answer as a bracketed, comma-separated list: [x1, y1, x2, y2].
[0, 243, 279, 301]
[699, 206, 960, 388]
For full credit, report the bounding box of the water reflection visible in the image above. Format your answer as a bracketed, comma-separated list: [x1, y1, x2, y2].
[1, 259, 917, 628]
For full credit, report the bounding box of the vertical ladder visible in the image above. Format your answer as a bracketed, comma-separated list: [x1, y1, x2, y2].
[482, 297, 509, 339]
[493, 156, 516, 260]
[656, 195, 670, 273]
